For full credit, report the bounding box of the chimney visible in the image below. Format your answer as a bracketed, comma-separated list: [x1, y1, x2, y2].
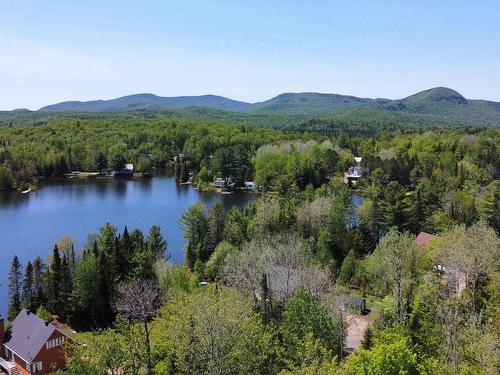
[0, 317, 5, 358]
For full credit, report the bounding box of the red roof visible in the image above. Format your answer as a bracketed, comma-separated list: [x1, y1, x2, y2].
[415, 232, 437, 246]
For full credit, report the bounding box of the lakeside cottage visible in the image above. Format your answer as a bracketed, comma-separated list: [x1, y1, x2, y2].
[110, 163, 134, 177]
[345, 157, 363, 185]
[212, 177, 235, 189]
[0, 309, 74, 375]
[244, 181, 256, 191]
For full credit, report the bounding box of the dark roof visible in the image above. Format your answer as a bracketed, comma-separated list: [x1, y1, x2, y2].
[416, 232, 437, 246]
[4, 309, 58, 362]
[340, 295, 365, 307]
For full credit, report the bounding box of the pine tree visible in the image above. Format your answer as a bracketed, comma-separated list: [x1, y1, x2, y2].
[97, 251, 112, 324]
[47, 245, 62, 315]
[7, 256, 22, 321]
[122, 226, 132, 264]
[22, 261, 34, 311]
[32, 256, 46, 310]
[60, 255, 73, 320]
[111, 236, 126, 280]
[146, 225, 167, 259]
[205, 203, 225, 260]
[480, 181, 500, 235]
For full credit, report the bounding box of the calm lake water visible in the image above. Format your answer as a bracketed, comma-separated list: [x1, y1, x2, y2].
[0, 175, 256, 317]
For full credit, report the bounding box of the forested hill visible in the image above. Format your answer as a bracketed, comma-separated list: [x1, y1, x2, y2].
[31, 87, 500, 127]
[39, 93, 252, 112]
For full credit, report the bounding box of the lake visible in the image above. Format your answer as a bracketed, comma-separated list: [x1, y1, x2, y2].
[0, 175, 256, 318]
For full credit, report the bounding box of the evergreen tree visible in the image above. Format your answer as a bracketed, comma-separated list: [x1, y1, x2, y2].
[97, 251, 113, 324]
[60, 254, 73, 320]
[111, 236, 127, 280]
[122, 226, 133, 264]
[204, 203, 225, 260]
[180, 203, 207, 267]
[21, 261, 34, 311]
[480, 181, 500, 235]
[47, 244, 62, 315]
[32, 256, 46, 310]
[146, 225, 167, 259]
[7, 255, 22, 321]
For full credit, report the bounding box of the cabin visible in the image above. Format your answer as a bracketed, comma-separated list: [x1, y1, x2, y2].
[244, 181, 256, 191]
[415, 231, 437, 247]
[0, 309, 74, 375]
[212, 177, 235, 189]
[339, 295, 366, 314]
[345, 156, 363, 185]
[110, 163, 134, 177]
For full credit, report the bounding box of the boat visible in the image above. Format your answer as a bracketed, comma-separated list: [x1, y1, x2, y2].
[21, 188, 31, 194]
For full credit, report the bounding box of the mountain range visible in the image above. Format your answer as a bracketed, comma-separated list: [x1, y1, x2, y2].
[36, 87, 500, 126]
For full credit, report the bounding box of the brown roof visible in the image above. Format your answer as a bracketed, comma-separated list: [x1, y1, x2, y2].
[415, 231, 437, 246]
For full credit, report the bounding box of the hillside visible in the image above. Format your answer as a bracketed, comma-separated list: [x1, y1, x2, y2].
[32, 87, 500, 127]
[39, 93, 252, 112]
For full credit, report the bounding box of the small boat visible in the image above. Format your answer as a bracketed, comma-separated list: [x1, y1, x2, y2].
[21, 188, 31, 194]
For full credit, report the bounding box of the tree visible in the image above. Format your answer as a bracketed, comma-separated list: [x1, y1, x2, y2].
[223, 206, 248, 246]
[338, 250, 358, 285]
[342, 331, 424, 375]
[8, 256, 22, 321]
[205, 202, 225, 260]
[47, 244, 63, 315]
[204, 241, 236, 281]
[0, 165, 15, 191]
[367, 229, 417, 324]
[21, 261, 34, 311]
[180, 203, 207, 269]
[436, 223, 499, 315]
[479, 180, 500, 234]
[281, 289, 343, 365]
[153, 287, 274, 375]
[73, 252, 102, 327]
[223, 234, 331, 307]
[114, 279, 162, 375]
[111, 153, 127, 171]
[32, 256, 46, 309]
[146, 225, 167, 259]
[60, 254, 73, 319]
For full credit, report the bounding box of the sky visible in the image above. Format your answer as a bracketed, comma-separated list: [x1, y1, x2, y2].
[1, 0, 499, 110]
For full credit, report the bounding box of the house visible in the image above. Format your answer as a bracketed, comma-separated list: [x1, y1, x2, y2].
[244, 181, 256, 191]
[110, 163, 134, 177]
[212, 177, 235, 189]
[339, 296, 366, 314]
[415, 231, 437, 247]
[0, 309, 74, 375]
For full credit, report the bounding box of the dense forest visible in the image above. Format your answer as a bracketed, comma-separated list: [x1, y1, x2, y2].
[3, 112, 500, 374]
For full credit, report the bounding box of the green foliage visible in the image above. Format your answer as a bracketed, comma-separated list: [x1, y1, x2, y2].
[153, 287, 275, 374]
[204, 241, 237, 280]
[341, 331, 424, 375]
[281, 289, 342, 364]
[0, 165, 15, 191]
[35, 305, 53, 321]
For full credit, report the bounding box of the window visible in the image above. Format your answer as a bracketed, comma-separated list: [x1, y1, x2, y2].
[31, 361, 42, 372]
[46, 336, 65, 350]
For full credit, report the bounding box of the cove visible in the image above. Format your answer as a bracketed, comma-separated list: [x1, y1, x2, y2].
[0, 174, 256, 317]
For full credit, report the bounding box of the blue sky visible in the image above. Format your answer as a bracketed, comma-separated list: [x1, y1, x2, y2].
[1, 0, 499, 110]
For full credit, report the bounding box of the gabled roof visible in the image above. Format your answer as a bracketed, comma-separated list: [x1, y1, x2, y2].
[4, 309, 61, 363]
[416, 231, 437, 247]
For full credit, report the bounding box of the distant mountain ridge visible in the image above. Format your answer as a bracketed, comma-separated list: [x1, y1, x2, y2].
[40, 93, 252, 112]
[37, 87, 500, 126]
